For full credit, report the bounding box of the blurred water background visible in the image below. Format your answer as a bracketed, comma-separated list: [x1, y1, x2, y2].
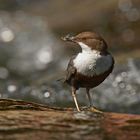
[0, 0, 139, 114]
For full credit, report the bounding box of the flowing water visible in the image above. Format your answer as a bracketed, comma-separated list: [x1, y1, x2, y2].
[0, 12, 139, 114]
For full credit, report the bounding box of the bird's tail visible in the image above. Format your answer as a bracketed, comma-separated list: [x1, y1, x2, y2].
[56, 77, 66, 83]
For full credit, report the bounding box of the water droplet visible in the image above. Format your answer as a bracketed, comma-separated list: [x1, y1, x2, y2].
[126, 84, 132, 91]
[115, 76, 123, 83]
[37, 48, 52, 64]
[0, 28, 14, 42]
[0, 67, 9, 79]
[44, 91, 50, 98]
[119, 82, 125, 88]
[130, 89, 136, 95]
[7, 85, 17, 93]
[121, 72, 127, 77]
[36, 47, 53, 70]
[112, 81, 118, 87]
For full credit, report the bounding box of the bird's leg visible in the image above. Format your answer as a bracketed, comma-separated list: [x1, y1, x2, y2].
[86, 88, 102, 113]
[86, 88, 92, 107]
[71, 87, 80, 112]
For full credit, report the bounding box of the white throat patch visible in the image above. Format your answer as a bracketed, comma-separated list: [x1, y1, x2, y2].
[73, 42, 113, 76]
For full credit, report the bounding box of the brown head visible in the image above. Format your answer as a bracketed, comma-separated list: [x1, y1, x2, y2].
[62, 31, 108, 54]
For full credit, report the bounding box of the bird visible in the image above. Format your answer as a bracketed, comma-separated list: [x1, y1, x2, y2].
[62, 31, 114, 112]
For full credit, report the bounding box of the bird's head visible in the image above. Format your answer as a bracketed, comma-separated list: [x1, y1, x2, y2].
[62, 31, 108, 53]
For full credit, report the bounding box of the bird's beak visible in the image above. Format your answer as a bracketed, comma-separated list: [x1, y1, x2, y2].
[61, 34, 76, 42]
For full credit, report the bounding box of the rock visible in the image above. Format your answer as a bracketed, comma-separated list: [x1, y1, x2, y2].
[0, 99, 140, 140]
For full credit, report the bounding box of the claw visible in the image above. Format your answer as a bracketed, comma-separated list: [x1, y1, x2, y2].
[89, 106, 103, 113]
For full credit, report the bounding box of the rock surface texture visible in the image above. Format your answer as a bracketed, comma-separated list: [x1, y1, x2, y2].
[0, 99, 140, 140]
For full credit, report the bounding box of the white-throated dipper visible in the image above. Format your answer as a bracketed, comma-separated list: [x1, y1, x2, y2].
[62, 31, 114, 112]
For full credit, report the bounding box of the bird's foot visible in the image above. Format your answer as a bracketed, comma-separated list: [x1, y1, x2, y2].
[88, 106, 103, 113]
[76, 106, 103, 113]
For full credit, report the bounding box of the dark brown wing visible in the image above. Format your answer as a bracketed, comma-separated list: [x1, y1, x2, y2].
[65, 55, 77, 84]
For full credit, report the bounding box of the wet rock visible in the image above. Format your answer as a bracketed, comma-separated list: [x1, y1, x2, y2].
[0, 99, 140, 140]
